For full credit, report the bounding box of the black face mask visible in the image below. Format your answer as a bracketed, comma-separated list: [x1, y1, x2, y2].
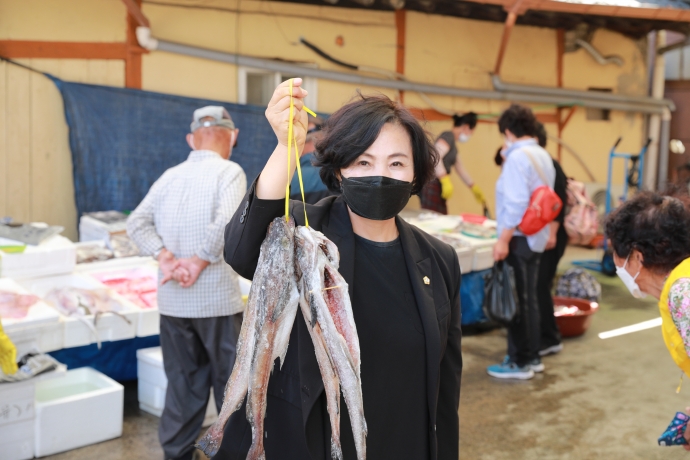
[340, 176, 413, 221]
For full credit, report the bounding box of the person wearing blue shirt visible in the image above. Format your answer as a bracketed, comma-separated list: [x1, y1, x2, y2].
[487, 105, 556, 381]
[289, 116, 337, 204]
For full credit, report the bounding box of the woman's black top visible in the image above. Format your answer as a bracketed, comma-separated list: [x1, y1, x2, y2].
[338, 235, 429, 460]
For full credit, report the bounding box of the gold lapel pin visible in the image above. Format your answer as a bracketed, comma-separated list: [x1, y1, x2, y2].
[423, 276, 430, 285]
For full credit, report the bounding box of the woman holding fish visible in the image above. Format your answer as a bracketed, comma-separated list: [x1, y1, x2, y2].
[201, 79, 462, 460]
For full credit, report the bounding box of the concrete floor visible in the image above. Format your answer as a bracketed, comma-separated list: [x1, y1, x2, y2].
[43, 247, 690, 459]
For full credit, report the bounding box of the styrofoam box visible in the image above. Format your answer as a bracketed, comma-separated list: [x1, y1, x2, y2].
[34, 367, 123, 457]
[454, 233, 496, 272]
[0, 366, 68, 460]
[0, 235, 76, 279]
[0, 278, 64, 354]
[20, 274, 140, 348]
[79, 259, 160, 337]
[0, 380, 36, 460]
[137, 347, 218, 427]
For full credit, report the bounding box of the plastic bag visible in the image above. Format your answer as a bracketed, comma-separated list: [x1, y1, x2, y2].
[482, 261, 518, 326]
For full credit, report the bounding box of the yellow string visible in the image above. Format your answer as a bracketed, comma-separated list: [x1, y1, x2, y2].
[285, 78, 316, 227]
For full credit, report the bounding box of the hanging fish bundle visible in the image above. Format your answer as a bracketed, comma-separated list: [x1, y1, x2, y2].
[196, 218, 366, 459]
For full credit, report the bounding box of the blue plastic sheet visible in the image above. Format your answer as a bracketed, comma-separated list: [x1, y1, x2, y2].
[49, 335, 160, 382]
[48, 76, 279, 218]
[460, 269, 490, 325]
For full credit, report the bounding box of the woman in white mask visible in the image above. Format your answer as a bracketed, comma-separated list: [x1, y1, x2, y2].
[606, 191, 690, 446]
[419, 112, 485, 214]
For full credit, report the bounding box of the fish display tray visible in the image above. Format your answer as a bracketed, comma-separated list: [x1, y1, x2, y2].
[80, 260, 160, 337]
[0, 235, 76, 279]
[136, 347, 217, 427]
[20, 274, 140, 348]
[34, 367, 123, 457]
[0, 278, 61, 331]
[0, 278, 64, 355]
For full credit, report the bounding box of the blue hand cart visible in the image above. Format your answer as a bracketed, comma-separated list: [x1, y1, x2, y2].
[572, 136, 651, 276]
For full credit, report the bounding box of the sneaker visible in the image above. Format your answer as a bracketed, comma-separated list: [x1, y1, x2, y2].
[487, 360, 535, 380]
[539, 343, 563, 357]
[529, 358, 545, 373]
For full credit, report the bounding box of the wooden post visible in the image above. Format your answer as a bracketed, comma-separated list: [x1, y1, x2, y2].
[395, 9, 406, 103]
[125, 0, 144, 89]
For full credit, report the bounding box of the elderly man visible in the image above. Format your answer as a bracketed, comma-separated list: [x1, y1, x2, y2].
[127, 106, 246, 460]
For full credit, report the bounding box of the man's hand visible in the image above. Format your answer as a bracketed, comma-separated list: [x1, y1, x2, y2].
[158, 249, 178, 285]
[174, 256, 211, 288]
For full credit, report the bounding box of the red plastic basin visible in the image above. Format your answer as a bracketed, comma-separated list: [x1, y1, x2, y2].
[553, 296, 599, 338]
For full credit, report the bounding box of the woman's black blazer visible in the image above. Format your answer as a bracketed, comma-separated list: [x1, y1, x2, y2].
[217, 179, 463, 460]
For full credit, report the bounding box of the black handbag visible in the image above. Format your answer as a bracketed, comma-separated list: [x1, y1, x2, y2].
[482, 261, 519, 326]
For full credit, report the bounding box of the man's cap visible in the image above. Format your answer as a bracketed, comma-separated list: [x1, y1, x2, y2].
[190, 106, 235, 132]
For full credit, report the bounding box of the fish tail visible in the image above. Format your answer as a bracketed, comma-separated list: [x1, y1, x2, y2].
[77, 315, 101, 349]
[195, 423, 224, 458]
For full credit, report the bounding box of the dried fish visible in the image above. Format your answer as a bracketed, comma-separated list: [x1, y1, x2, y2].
[197, 217, 300, 458]
[295, 226, 367, 460]
[197, 220, 366, 460]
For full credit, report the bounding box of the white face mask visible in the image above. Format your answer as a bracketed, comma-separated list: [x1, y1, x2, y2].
[616, 255, 646, 299]
[458, 133, 470, 143]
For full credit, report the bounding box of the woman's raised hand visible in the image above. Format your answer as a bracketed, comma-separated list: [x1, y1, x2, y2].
[265, 78, 309, 152]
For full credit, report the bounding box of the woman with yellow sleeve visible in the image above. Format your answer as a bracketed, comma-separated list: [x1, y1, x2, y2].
[605, 191, 690, 447]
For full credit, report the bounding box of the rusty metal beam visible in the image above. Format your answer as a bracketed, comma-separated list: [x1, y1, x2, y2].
[0, 40, 129, 59]
[121, 0, 150, 27]
[395, 9, 406, 103]
[493, 0, 525, 76]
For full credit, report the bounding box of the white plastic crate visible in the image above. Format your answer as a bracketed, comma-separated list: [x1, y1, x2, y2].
[80, 261, 160, 337]
[20, 273, 140, 348]
[0, 235, 76, 279]
[34, 367, 124, 457]
[137, 347, 217, 427]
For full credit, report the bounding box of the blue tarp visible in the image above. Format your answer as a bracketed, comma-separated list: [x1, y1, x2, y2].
[49, 335, 160, 382]
[48, 76, 279, 218]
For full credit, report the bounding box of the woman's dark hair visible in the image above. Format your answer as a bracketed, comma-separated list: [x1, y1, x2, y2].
[498, 104, 537, 138]
[534, 121, 547, 148]
[452, 112, 478, 129]
[605, 190, 690, 273]
[494, 147, 504, 167]
[314, 93, 438, 195]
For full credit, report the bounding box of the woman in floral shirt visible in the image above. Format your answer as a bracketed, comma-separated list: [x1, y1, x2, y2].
[606, 190, 690, 447]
